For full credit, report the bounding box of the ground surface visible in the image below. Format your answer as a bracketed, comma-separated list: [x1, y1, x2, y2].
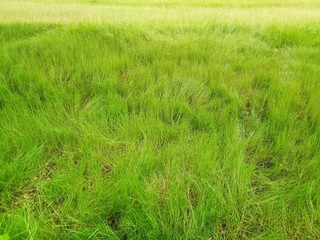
[0, 0, 320, 239]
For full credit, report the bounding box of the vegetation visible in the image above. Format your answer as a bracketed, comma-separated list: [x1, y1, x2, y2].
[0, 0, 319, 239]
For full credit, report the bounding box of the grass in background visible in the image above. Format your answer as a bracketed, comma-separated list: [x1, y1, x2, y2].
[1, 0, 320, 25]
[7, 0, 320, 7]
[0, 1, 320, 239]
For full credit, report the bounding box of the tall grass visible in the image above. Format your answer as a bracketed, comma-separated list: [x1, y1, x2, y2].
[0, 1, 320, 239]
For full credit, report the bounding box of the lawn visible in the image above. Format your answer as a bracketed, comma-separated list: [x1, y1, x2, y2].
[0, 0, 320, 239]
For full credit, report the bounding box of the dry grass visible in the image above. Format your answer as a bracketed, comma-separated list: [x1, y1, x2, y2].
[0, 0, 320, 26]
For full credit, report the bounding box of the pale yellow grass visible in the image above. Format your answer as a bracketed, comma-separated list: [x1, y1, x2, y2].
[0, 0, 320, 26]
[8, 0, 320, 8]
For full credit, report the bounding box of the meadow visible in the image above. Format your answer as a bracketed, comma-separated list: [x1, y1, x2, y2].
[0, 0, 320, 239]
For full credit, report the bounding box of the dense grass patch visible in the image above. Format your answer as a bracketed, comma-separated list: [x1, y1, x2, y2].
[0, 3, 320, 239]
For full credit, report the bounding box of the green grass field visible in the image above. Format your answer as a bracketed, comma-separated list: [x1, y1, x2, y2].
[0, 0, 320, 239]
